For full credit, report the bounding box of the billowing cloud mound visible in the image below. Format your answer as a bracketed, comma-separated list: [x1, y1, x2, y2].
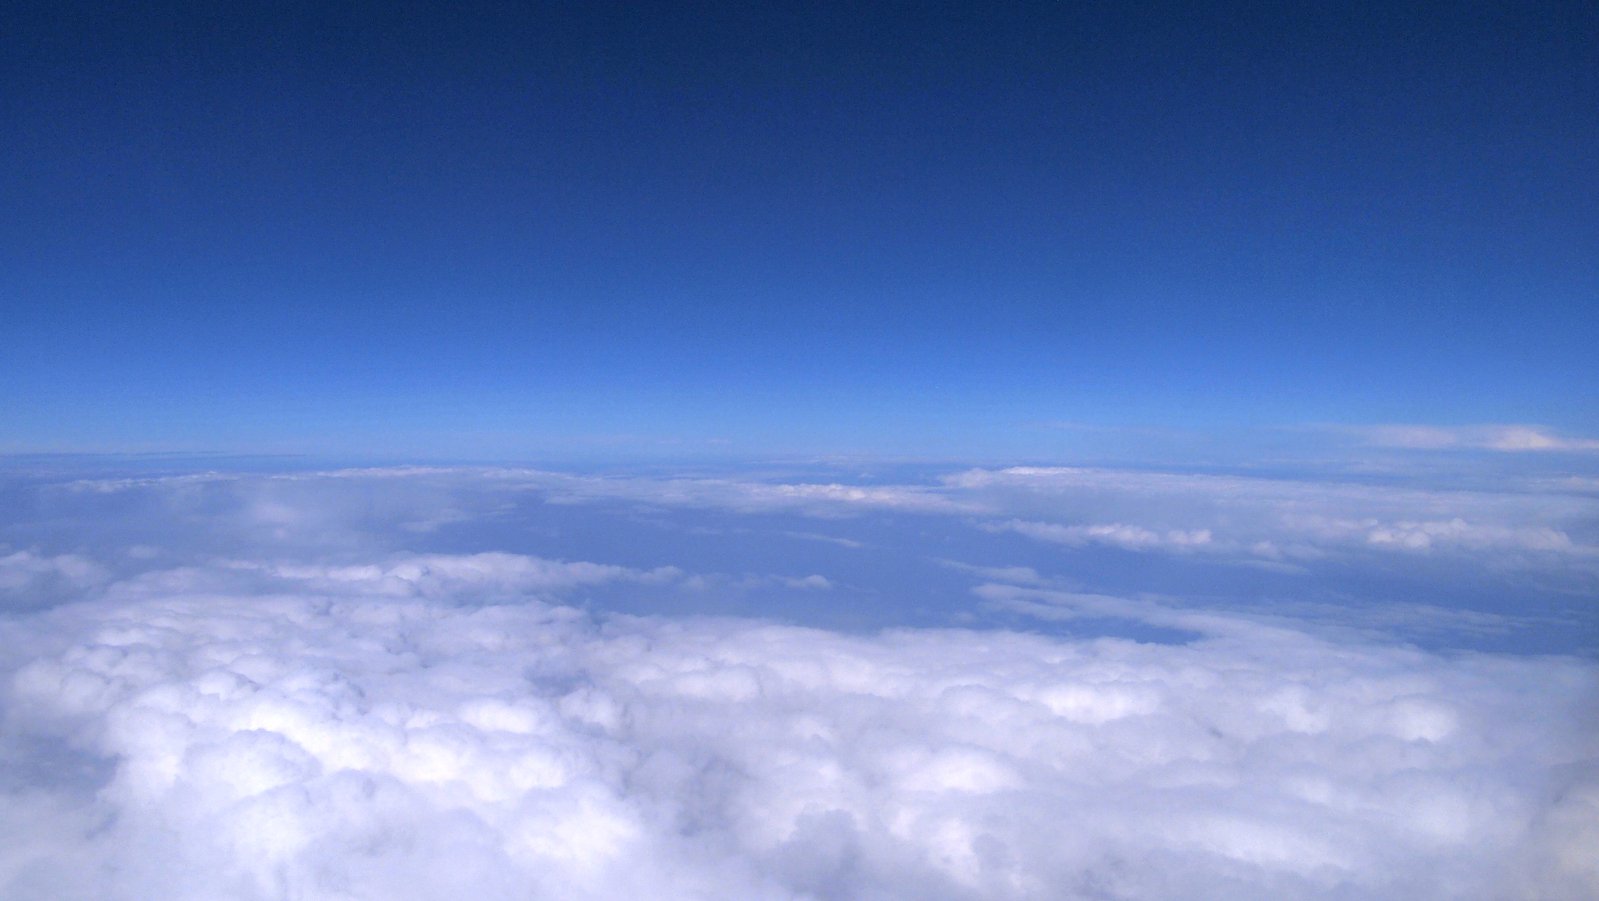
[0, 554, 1593, 900]
[1, 464, 1596, 899]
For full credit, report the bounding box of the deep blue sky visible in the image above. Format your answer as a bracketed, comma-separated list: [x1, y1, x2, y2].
[3, 1, 1595, 458]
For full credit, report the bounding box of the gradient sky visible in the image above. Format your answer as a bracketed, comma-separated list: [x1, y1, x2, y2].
[4, 1, 1595, 458]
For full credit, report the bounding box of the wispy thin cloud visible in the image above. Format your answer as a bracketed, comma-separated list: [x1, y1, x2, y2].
[1341, 424, 1599, 453]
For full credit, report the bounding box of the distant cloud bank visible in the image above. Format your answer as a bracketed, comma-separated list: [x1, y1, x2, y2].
[1344, 424, 1599, 452]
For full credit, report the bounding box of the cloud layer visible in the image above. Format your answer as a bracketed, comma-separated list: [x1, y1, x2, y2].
[45, 458, 1599, 579]
[947, 465, 1599, 579]
[2, 463, 1595, 899]
[0, 549, 1594, 900]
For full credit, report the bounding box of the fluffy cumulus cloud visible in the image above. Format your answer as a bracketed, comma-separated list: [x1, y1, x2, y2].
[1, 464, 1596, 899]
[0, 550, 107, 597]
[0, 555, 1594, 900]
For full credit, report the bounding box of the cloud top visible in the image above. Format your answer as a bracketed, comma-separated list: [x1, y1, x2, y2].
[1, 551, 1595, 900]
[2, 462, 1596, 898]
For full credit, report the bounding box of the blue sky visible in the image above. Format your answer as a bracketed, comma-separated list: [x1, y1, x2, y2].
[3, 1, 1596, 458]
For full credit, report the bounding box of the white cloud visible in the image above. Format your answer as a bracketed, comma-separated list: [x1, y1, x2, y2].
[951, 466, 1599, 574]
[32, 459, 1599, 593]
[0, 550, 107, 593]
[73, 552, 677, 608]
[2, 461, 1598, 899]
[526, 471, 977, 517]
[0, 550, 109, 610]
[1349, 425, 1599, 453]
[0, 555, 1594, 900]
[986, 520, 1215, 553]
[232, 552, 681, 599]
[58, 466, 980, 523]
[1363, 518, 1575, 553]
